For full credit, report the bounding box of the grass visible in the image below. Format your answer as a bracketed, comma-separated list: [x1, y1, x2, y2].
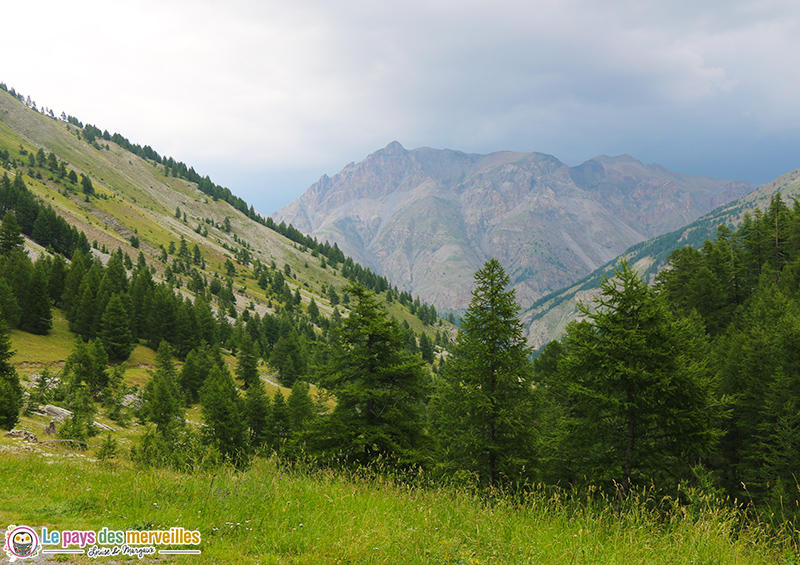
[0, 449, 794, 564]
[9, 312, 75, 375]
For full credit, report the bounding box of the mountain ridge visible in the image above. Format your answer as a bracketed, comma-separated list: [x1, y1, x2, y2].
[273, 141, 753, 312]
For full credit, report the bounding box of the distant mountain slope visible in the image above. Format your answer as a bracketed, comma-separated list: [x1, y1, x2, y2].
[523, 166, 800, 349]
[0, 87, 447, 357]
[273, 142, 753, 311]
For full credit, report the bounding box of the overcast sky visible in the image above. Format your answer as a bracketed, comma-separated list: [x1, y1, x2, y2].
[2, 0, 799, 214]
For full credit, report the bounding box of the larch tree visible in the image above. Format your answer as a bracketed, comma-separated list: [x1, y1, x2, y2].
[201, 365, 248, 467]
[314, 284, 430, 468]
[432, 258, 536, 487]
[556, 261, 723, 499]
[0, 319, 22, 429]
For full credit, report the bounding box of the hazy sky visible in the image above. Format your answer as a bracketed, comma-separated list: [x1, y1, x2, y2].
[2, 0, 799, 214]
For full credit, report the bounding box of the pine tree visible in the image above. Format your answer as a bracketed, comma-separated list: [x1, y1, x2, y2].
[0, 278, 21, 328]
[179, 345, 214, 404]
[140, 341, 183, 437]
[286, 380, 315, 455]
[0, 319, 22, 429]
[418, 332, 434, 363]
[314, 284, 429, 468]
[19, 259, 52, 335]
[432, 258, 535, 486]
[200, 365, 248, 466]
[270, 331, 305, 387]
[713, 284, 800, 504]
[556, 261, 723, 499]
[0, 212, 24, 256]
[268, 389, 290, 452]
[245, 378, 271, 450]
[236, 333, 260, 389]
[99, 294, 134, 361]
[63, 339, 108, 398]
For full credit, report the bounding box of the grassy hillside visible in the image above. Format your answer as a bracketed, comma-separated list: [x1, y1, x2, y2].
[0, 448, 793, 564]
[0, 87, 453, 379]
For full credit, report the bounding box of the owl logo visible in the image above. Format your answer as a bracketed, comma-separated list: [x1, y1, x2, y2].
[3, 525, 41, 562]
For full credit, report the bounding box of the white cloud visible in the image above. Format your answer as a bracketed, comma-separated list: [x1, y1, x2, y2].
[2, 0, 799, 212]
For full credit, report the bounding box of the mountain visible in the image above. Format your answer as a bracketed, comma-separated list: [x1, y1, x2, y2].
[272, 142, 753, 312]
[523, 166, 800, 349]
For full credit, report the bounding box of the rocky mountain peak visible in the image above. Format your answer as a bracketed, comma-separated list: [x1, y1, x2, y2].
[272, 145, 754, 312]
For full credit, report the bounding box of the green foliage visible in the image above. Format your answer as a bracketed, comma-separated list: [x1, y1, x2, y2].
[99, 294, 133, 361]
[313, 284, 430, 468]
[432, 258, 536, 487]
[200, 365, 248, 467]
[270, 330, 306, 387]
[63, 339, 108, 398]
[0, 319, 22, 429]
[139, 341, 183, 437]
[245, 377, 271, 450]
[235, 333, 259, 389]
[554, 262, 724, 498]
[96, 432, 119, 462]
[0, 277, 21, 328]
[179, 345, 215, 404]
[80, 173, 94, 195]
[58, 381, 97, 445]
[0, 211, 24, 255]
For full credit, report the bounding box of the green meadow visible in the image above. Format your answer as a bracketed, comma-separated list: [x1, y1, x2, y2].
[0, 449, 794, 564]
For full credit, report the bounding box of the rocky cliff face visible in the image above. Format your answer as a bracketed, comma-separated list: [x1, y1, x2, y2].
[273, 142, 753, 311]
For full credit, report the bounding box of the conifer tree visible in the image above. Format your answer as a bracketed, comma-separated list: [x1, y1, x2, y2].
[179, 345, 214, 404]
[314, 284, 429, 467]
[0, 212, 24, 256]
[19, 259, 52, 335]
[268, 389, 290, 452]
[286, 380, 316, 455]
[270, 331, 305, 387]
[236, 333, 260, 389]
[0, 278, 21, 328]
[140, 341, 183, 437]
[201, 365, 247, 466]
[245, 377, 271, 449]
[99, 294, 134, 361]
[555, 261, 723, 499]
[0, 319, 22, 429]
[63, 339, 108, 398]
[432, 258, 535, 486]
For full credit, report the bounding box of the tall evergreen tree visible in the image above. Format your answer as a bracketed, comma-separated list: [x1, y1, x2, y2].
[236, 333, 260, 389]
[99, 294, 134, 361]
[555, 261, 723, 499]
[179, 345, 214, 404]
[268, 389, 290, 452]
[0, 319, 22, 429]
[63, 339, 108, 398]
[245, 377, 271, 450]
[140, 341, 183, 437]
[21, 259, 53, 335]
[313, 284, 429, 468]
[0, 278, 21, 328]
[200, 365, 248, 466]
[0, 212, 24, 256]
[432, 258, 536, 486]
